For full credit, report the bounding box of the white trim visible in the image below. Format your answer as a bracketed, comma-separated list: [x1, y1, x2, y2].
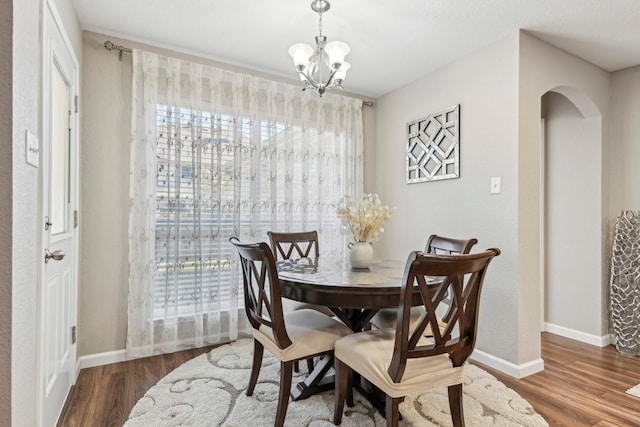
[470, 349, 544, 379]
[45, 0, 80, 66]
[543, 322, 611, 347]
[82, 345, 549, 381]
[77, 349, 129, 370]
[539, 118, 546, 331]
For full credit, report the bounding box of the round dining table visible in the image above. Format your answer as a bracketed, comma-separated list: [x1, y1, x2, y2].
[277, 256, 408, 329]
[276, 256, 429, 408]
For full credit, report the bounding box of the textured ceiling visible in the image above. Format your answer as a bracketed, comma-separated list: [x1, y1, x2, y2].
[73, 0, 640, 98]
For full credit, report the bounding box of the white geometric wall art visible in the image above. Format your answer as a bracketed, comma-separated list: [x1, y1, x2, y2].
[406, 104, 460, 183]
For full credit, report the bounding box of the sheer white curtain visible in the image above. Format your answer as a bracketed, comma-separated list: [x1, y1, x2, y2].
[127, 49, 363, 357]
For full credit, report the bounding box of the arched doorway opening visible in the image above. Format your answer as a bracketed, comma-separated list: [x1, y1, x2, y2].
[540, 87, 607, 346]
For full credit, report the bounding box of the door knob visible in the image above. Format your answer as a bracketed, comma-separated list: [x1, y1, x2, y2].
[45, 249, 65, 263]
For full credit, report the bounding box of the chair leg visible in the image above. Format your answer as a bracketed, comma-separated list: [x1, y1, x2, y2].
[345, 364, 354, 407]
[294, 360, 300, 373]
[385, 395, 400, 427]
[447, 383, 465, 427]
[275, 360, 294, 427]
[333, 358, 352, 425]
[247, 339, 264, 396]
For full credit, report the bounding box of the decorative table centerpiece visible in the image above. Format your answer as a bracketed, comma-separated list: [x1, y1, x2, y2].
[335, 193, 395, 269]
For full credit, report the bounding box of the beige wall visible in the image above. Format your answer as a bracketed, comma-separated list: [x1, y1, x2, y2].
[79, 32, 132, 356]
[78, 31, 376, 356]
[374, 34, 521, 365]
[610, 66, 640, 214]
[1, 0, 12, 423]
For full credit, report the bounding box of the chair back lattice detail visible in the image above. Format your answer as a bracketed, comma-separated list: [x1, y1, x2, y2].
[229, 237, 292, 350]
[389, 249, 500, 383]
[425, 234, 478, 323]
[268, 231, 319, 261]
[425, 234, 478, 255]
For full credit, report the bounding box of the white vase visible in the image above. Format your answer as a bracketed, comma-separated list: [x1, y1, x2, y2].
[348, 241, 374, 269]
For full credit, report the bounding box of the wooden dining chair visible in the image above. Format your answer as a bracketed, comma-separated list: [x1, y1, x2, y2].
[333, 248, 500, 427]
[370, 234, 478, 331]
[267, 231, 334, 313]
[267, 230, 334, 372]
[229, 237, 351, 427]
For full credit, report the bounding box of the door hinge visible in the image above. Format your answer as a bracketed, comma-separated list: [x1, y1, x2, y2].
[71, 326, 77, 344]
[74, 95, 78, 113]
[74, 210, 78, 228]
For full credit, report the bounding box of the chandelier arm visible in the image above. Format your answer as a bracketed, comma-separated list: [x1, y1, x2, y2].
[323, 68, 339, 89]
[297, 70, 321, 90]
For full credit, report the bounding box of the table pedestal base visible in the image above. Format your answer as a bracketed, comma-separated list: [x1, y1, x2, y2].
[290, 354, 398, 420]
[290, 354, 335, 401]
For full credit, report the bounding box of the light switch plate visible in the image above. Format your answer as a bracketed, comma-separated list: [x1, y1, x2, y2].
[25, 130, 39, 168]
[490, 177, 501, 194]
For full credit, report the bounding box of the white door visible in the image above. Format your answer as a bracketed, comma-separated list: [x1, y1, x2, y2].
[40, 2, 79, 426]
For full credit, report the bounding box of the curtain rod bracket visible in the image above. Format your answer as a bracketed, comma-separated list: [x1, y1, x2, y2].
[104, 40, 132, 61]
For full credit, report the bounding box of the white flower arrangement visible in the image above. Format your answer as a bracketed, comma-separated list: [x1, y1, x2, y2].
[335, 193, 395, 243]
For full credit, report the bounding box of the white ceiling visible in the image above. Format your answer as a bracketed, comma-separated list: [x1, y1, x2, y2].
[73, 0, 640, 98]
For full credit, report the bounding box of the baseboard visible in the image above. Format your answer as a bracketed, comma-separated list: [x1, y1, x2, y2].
[543, 322, 611, 347]
[75, 336, 242, 371]
[470, 349, 544, 379]
[78, 349, 128, 370]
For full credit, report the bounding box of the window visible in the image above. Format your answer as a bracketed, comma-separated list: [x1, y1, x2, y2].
[153, 105, 345, 318]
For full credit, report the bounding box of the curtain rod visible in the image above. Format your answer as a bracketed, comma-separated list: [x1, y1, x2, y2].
[104, 40, 132, 61]
[104, 39, 375, 107]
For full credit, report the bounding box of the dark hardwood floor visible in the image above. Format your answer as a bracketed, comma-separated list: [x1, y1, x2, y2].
[477, 333, 640, 427]
[58, 332, 640, 426]
[57, 345, 219, 427]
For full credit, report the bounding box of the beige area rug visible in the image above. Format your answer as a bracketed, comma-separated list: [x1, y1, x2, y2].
[626, 384, 640, 398]
[125, 338, 548, 426]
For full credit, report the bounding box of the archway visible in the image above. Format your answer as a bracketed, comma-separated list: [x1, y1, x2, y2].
[540, 86, 606, 345]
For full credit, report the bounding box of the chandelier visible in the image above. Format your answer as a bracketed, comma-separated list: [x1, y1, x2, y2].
[288, 0, 350, 97]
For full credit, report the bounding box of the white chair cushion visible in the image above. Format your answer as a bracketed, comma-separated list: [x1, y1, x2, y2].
[335, 328, 463, 398]
[254, 309, 352, 362]
[370, 307, 448, 335]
